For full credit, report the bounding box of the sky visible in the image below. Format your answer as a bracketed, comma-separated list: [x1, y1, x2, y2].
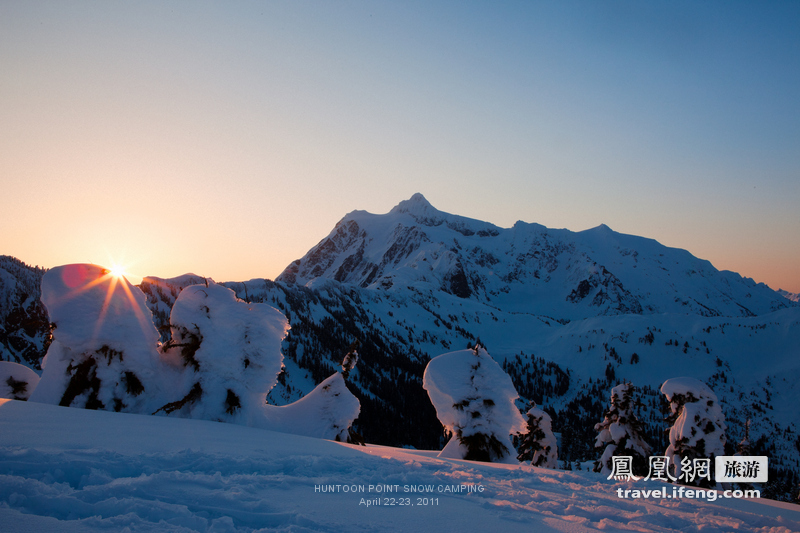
[1, 1, 798, 292]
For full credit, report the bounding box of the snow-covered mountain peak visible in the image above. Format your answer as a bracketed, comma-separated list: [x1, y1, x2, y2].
[588, 223, 613, 232]
[277, 195, 794, 320]
[389, 192, 437, 217]
[385, 193, 502, 236]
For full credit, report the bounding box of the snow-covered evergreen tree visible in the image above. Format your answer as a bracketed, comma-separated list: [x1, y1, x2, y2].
[593, 382, 651, 477]
[423, 345, 526, 463]
[340, 340, 359, 379]
[516, 402, 558, 468]
[155, 281, 288, 425]
[661, 377, 726, 487]
[25, 264, 363, 442]
[338, 340, 364, 443]
[735, 419, 751, 456]
[30, 264, 165, 413]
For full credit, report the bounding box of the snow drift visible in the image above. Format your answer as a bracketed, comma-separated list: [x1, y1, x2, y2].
[3, 398, 799, 533]
[262, 372, 360, 441]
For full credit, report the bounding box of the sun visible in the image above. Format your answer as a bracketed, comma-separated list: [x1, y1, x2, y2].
[109, 264, 127, 279]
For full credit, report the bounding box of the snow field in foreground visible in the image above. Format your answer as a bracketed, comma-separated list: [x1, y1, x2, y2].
[1, 399, 799, 532]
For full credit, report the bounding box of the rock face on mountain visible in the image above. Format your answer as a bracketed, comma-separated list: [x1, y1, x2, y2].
[278, 193, 790, 321]
[0, 256, 50, 368]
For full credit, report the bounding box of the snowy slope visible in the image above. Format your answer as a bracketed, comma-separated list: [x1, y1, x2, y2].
[2, 398, 799, 533]
[278, 194, 792, 320]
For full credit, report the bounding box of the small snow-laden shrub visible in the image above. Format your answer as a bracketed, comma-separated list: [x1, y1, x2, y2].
[593, 382, 651, 477]
[156, 281, 288, 426]
[423, 346, 526, 463]
[661, 377, 726, 487]
[517, 404, 558, 468]
[0, 361, 40, 400]
[29, 264, 167, 413]
[340, 340, 359, 379]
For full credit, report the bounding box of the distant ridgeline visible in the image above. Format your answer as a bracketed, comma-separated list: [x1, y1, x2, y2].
[2, 194, 799, 501]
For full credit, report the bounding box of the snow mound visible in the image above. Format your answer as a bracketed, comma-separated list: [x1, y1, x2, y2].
[262, 372, 360, 441]
[661, 376, 718, 402]
[0, 361, 40, 400]
[423, 346, 526, 463]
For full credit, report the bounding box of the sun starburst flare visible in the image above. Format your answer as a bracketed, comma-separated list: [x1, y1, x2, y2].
[109, 264, 127, 279]
[46, 263, 155, 348]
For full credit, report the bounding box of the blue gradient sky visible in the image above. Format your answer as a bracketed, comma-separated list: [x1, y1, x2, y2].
[2, 1, 798, 291]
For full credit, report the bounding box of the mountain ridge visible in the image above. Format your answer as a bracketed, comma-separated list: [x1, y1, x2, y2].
[278, 193, 792, 321]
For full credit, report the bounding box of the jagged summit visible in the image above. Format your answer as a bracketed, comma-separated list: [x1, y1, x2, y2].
[387, 193, 445, 228]
[277, 195, 793, 320]
[389, 192, 436, 216]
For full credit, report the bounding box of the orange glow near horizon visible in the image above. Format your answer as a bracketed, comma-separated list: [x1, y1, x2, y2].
[1, 3, 798, 295]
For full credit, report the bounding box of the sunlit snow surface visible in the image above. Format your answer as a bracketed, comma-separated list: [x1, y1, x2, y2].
[2, 400, 798, 533]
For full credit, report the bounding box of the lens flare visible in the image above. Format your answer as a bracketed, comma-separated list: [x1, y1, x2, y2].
[109, 265, 127, 279]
